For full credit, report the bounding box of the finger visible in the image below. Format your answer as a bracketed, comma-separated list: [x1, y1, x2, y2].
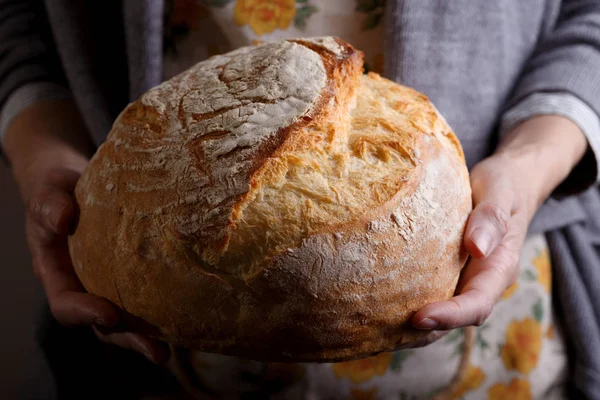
[464, 170, 513, 259]
[27, 168, 81, 235]
[27, 215, 120, 328]
[94, 327, 171, 365]
[413, 233, 522, 330]
[29, 190, 74, 235]
[51, 291, 121, 328]
[456, 222, 524, 295]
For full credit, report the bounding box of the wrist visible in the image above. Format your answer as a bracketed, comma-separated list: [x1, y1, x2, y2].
[495, 115, 587, 212]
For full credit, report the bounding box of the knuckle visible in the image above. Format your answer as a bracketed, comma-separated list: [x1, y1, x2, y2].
[482, 203, 510, 235]
[507, 268, 519, 285]
[28, 243, 52, 282]
[32, 260, 45, 281]
[27, 192, 70, 234]
[444, 300, 465, 327]
[27, 194, 46, 220]
[48, 301, 67, 326]
[30, 250, 51, 284]
[469, 288, 494, 327]
[492, 246, 521, 279]
[474, 300, 494, 327]
[473, 312, 489, 327]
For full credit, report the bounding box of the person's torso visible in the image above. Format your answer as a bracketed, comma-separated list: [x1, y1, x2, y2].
[160, 3, 567, 399]
[162, 0, 559, 168]
[163, 0, 387, 80]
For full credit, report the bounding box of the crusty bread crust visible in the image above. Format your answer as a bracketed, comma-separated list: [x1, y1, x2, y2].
[69, 37, 471, 362]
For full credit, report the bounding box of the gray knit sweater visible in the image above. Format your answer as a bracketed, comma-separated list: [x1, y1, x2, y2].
[2, 0, 600, 398]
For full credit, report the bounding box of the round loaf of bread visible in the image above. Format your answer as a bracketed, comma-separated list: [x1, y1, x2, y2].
[69, 37, 472, 362]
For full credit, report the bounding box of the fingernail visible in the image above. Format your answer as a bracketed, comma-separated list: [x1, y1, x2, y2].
[471, 228, 493, 257]
[415, 318, 438, 330]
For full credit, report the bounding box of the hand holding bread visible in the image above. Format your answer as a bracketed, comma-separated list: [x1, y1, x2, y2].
[412, 114, 588, 333]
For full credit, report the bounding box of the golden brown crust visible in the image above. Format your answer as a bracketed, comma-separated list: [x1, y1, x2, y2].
[69, 37, 471, 362]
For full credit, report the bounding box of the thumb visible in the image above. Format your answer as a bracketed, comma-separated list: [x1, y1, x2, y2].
[27, 168, 81, 235]
[464, 168, 513, 259]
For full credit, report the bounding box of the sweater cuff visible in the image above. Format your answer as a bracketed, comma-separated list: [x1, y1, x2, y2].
[500, 92, 600, 195]
[0, 82, 72, 151]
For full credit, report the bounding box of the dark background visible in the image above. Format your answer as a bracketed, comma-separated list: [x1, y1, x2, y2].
[0, 162, 49, 398]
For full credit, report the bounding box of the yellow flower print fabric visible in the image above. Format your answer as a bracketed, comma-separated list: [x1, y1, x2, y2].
[533, 248, 552, 293]
[314, 235, 565, 400]
[488, 378, 533, 400]
[162, 0, 386, 81]
[448, 365, 486, 399]
[332, 353, 394, 384]
[501, 318, 543, 375]
[234, 0, 297, 35]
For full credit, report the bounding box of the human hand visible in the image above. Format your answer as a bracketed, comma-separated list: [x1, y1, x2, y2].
[4, 100, 170, 364]
[412, 115, 588, 331]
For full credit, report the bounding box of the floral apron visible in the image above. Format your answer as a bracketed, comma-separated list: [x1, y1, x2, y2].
[158, 2, 569, 398]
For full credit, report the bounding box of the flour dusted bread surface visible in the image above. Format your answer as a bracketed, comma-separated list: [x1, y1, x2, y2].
[69, 37, 472, 362]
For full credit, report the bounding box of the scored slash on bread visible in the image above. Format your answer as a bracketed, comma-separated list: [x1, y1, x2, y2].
[68, 37, 472, 362]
